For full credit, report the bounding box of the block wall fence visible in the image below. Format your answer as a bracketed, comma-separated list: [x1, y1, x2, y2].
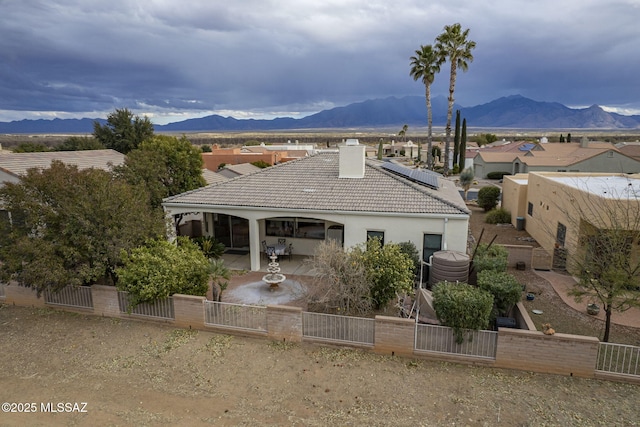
[0, 283, 634, 384]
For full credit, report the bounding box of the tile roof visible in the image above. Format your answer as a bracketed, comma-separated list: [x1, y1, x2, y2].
[0, 149, 125, 178]
[202, 169, 228, 185]
[164, 153, 469, 216]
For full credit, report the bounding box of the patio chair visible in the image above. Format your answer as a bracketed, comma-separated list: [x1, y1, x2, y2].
[278, 238, 286, 245]
[261, 240, 268, 261]
[284, 243, 293, 261]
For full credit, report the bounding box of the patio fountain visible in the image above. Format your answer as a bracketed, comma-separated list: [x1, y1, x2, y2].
[263, 251, 286, 291]
[223, 251, 307, 306]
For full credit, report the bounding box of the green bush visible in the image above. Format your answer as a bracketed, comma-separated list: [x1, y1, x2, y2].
[352, 238, 414, 309]
[473, 243, 508, 273]
[477, 270, 522, 316]
[477, 186, 501, 211]
[485, 208, 511, 224]
[116, 237, 209, 309]
[432, 281, 494, 343]
[486, 171, 511, 180]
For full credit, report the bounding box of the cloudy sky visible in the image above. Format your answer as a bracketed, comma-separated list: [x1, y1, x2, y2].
[1, 0, 639, 124]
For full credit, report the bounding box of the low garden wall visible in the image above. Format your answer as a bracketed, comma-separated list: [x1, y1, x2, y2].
[0, 282, 633, 383]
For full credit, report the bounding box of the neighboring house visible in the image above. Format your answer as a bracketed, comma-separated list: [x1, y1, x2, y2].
[616, 142, 640, 162]
[163, 140, 470, 272]
[473, 140, 640, 178]
[217, 163, 262, 179]
[202, 168, 228, 185]
[0, 149, 125, 186]
[203, 143, 316, 172]
[502, 171, 640, 272]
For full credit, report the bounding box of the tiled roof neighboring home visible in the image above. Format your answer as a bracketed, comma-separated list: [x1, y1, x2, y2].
[0, 149, 125, 185]
[165, 153, 469, 215]
[474, 140, 640, 178]
[616, 142, 640, 161]
[202, 168, 228, 185]
[217, 162, 262, 179]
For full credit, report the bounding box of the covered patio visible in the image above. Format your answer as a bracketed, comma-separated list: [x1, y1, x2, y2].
[221, 251, 314, 275]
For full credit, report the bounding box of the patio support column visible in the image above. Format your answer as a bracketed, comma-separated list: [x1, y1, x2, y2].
[249, 218, 261, 271]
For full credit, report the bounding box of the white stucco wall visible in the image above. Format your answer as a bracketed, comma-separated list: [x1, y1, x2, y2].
[165, 204, 469, 271]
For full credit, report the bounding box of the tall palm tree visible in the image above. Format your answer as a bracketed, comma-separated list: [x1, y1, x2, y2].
[410, 44, 442, 169]
[435, 23, 476, 175]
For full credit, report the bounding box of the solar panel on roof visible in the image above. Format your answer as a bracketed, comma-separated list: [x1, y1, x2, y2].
[519, 143, 535, 151]
[381, 162, 440, 190]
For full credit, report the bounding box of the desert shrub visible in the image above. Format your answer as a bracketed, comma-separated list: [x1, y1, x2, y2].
[477, 270, 522, 316]
[251, 160, 271, 168]
[452, 164, 460, 174]
[477, 186, 501, 211]
[432, 281, 494, 343]
[116, 237, 209, 309]
[485, 208, 511, 224]
[306, 240, 372, 315]
[487, 171, 511, 180]
[473, 243, 508, 273]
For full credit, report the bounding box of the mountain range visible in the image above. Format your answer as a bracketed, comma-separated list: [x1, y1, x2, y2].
[1, 95, 639, 134]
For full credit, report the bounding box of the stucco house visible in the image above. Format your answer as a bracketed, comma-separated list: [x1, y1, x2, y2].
[473, 140, 640, 179]
[163, 140, 470, 272]
[502, 171, 640, 272]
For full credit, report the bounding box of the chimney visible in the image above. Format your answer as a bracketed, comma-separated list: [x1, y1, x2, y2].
[339, 139, 365, 178]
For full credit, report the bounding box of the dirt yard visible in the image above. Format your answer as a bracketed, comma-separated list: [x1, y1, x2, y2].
[1, 305, 639, 426]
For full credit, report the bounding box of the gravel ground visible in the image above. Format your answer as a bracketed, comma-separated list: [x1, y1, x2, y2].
[1, 304, 639, 426]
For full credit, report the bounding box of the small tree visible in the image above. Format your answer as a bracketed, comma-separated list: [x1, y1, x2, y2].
[477, 186, 501, 211]
[459, 167, 474, 200]
[116, 238, 209, 309]
[477, 270, 522, 317]
[355, 238, 414, 309]
[432, 281, 493, 343]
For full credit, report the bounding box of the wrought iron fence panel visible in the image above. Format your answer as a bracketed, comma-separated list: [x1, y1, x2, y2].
[44, 286, 93, 309]
[415, 324, 497, 359]
[302, 312, 375, 345]
[204, 301, 267, 332]
[597, 342, 640, 377]
[117, 291, 174, 319]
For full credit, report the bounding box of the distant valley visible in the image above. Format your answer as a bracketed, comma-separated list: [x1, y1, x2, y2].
[1, 95, 639, 134]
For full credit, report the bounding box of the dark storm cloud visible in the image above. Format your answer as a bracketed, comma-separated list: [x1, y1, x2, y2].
[1, 0, 639, 123]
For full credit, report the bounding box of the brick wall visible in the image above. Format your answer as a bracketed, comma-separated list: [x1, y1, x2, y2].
[4, 284, 45, 307]
[503, 244, 533, 269]
[173, 294, 205, 329]
[374, 316, 415, 356]
[91, 285, 121, 317]
[266, 305, 302, 342]
[495, 328, 599, 377]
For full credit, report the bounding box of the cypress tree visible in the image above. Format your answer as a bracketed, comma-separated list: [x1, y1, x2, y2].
[458, 118, 467, 171]
[453, 110, 461, 169]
